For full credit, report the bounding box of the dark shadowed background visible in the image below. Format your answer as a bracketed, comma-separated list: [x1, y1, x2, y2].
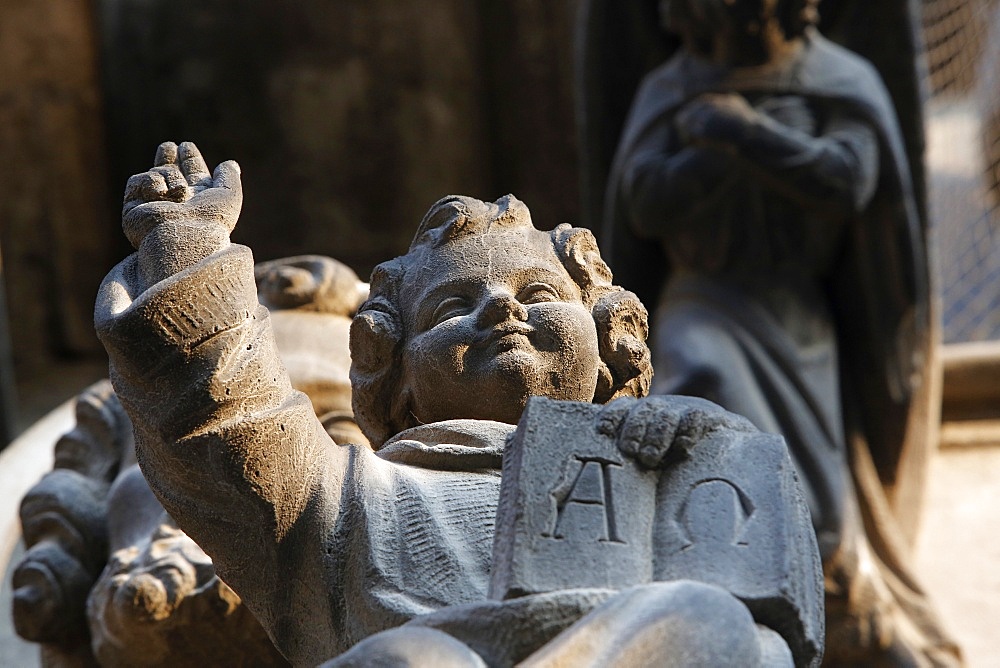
[0, 0, 582, 439]
[3, 0, 1000, 445]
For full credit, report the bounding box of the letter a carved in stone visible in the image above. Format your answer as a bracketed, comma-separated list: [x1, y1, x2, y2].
[546, 456, 625, 544]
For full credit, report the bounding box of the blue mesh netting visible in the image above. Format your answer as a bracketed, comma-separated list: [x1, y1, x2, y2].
[922, 0, 1000, 342]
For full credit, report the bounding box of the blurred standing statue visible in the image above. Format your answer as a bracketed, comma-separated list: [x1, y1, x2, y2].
[579, 0, 961, 663]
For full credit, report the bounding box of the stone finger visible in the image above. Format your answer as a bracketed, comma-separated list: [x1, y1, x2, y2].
[618, 400, 659, 460]
[136, 171, 168, 203]
[154, 141, 178, 167]
[674, 409, 712, 454]
[123, 173, 157, 212]
[151, 166, 190, 202]
[211, 160, 242, 191]
[178, 142, 212, 187]
[638, 409, 679, 468]
[596, 397, 634, 438]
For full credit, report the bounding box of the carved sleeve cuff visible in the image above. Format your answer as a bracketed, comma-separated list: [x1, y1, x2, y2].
[96, 244, 257, 359]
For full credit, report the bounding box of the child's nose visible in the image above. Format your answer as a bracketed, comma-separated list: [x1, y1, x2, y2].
[477, 290, 528, 326]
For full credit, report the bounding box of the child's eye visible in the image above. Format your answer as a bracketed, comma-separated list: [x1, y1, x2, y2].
[430, 297, 471, 325]
[518, 283, 560, 304]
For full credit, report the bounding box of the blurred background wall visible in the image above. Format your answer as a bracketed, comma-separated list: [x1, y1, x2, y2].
[0, 0, 583, 440]
[3, 0, 1000, 444]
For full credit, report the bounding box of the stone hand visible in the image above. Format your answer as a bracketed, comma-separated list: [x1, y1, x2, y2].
[675, 93, 759, 147]
[122, 141, 242, 250]
[754, 95, 816, 135]
[597, 396, 755, 469]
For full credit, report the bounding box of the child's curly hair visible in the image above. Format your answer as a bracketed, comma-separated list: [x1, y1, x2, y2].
[349, 195, 652, 448]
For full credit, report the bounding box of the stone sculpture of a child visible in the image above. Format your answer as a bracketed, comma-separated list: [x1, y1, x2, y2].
[96, 142, 821, 666]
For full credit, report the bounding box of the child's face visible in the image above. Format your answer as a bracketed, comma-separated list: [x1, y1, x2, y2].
[399, 227, 601, 426]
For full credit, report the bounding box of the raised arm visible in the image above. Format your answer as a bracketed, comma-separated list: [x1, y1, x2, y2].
[95, 142, 346, 658]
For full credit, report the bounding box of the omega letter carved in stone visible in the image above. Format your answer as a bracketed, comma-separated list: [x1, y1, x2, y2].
[546, 455, 625, 544]
[678, 479, 755, 549]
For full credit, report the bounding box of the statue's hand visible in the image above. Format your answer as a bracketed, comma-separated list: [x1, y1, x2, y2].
[675, 93, 759, 147]
[596, 396, 755, 469]
[122, 141, 242, 250]
[754, 95, 816, 135]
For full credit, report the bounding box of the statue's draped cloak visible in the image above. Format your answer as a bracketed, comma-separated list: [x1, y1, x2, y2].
[605, 35, 929, 493]
[603, 33, 958, 663]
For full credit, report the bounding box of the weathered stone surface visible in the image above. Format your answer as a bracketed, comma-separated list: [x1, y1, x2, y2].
[492, 398, 657, 598]
[94, 142, 822, 666]
[321, 627, 487, 668]
[651, 421, 821, 663]
[87, 466, 288, 668]
[12, 252, 366, 665]
[256, 255, 369, 445]
[492, 396, 823, 664]
[517, 581, 784, 668]
[11, 382, 127, 664]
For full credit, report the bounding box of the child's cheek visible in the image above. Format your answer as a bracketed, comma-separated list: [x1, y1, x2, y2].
[530, 304, 599, 357]
[413, 319, 476, 370]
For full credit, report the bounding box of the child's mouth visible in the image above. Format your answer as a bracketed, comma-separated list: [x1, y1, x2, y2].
[483, 323, 533, 351]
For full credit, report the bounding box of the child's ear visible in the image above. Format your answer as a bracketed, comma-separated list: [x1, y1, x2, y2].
[593, 291, 653, 402]
[392, 387, 416, 435]
[350, 301, 404, 449]
[550, 225, 614, 299]
[350, 302, 400, 378]
[349, 254, 407, 449]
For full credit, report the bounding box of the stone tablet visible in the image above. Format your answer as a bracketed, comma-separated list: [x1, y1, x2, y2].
[651, 421, 823, 663]
[490, 397, 659, 598]
[491, 395, 823, 663]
